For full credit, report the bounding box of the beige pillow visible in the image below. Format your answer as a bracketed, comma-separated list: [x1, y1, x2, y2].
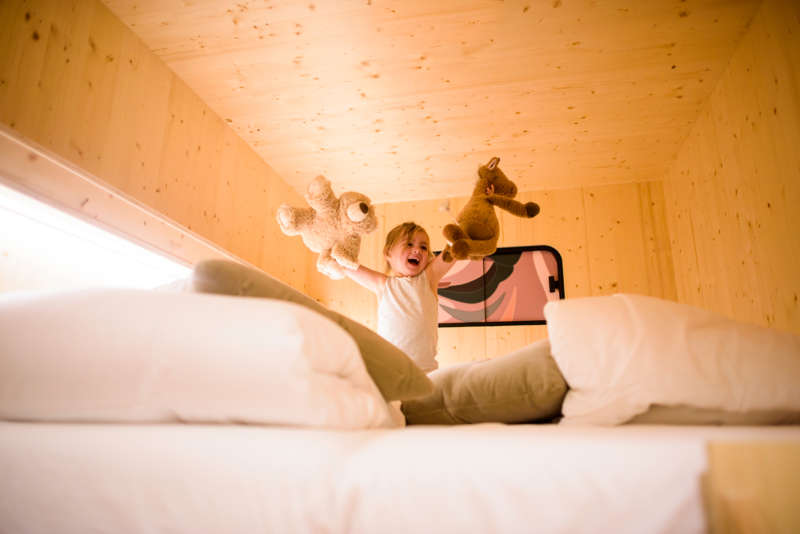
[191, 259, 433, 402]
[401, 339, 567, 424]
[628, 405, 800, 426]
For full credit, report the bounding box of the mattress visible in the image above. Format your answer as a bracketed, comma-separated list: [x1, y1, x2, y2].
[2, 422, 799, 534]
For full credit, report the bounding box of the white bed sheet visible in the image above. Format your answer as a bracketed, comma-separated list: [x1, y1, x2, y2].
[1, 422, 799, 534]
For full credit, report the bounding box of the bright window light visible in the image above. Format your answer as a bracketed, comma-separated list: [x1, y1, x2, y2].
[0, 183, 191, 292]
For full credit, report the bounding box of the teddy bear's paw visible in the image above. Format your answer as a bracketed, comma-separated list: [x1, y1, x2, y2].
[307, 175, 332, 196]
[442, 223, 466, 243]
[525, 202, 540, 218]
[331, 242, 361, 270]
[324, 268, 346, 280]
[318, 260, 345, 280]
[276, 205, 297, 234]
[440, 247, 454, 263]
[451, 240, 470, 260]
[334, 256, 359, 271]
[322, 269, 345, 280]
[318, 252, 347, 279]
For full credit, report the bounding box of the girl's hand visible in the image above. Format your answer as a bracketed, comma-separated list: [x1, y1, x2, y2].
[485, 184, 495, 196]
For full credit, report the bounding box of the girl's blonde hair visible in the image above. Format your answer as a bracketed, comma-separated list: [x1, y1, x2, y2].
[383, 221, 429, 273]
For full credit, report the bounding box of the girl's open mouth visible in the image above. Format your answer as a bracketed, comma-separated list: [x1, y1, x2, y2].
[407, 258, 420, 265]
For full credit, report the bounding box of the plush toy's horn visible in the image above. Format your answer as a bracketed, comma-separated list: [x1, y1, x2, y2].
[487, 157, 500, 170]
[347, 201, 370, 222]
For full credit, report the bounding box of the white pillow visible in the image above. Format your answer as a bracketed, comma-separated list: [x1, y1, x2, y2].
[0, 289, 395, 429]
[544, 294, 800, 425]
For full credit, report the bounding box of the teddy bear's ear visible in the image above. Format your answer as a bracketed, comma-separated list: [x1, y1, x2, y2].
[487, 157, 500, 170]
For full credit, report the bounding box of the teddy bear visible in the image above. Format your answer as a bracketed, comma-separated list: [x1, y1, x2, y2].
[442, 157, 539, 261]
[277, 175, 377, 279]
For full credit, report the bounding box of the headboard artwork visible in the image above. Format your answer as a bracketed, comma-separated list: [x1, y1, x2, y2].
[436, 245, 565, 327]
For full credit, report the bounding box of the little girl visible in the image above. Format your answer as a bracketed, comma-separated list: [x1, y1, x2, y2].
[342, 221, 455, 372]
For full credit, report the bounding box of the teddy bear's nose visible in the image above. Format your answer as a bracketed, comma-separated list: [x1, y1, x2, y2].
[347, 201, 370, 222]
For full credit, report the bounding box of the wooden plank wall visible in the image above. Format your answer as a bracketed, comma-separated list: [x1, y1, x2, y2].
[313, 179, 676, 366]
[0, 0, 312, 290]
[706, 441, 800, 533]
[662, 0, 800, 335]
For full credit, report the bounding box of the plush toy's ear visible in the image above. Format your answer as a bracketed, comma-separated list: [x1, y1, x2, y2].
[487, 157, 500, 170]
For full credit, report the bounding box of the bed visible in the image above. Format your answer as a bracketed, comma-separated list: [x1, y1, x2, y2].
[2, 422, 799, 534]
[2, 260, 799, 533]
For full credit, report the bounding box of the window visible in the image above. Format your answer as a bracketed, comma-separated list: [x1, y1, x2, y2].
[0, 183, 190, 291]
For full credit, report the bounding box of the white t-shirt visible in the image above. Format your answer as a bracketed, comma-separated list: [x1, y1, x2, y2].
[377, 270, 439, 372]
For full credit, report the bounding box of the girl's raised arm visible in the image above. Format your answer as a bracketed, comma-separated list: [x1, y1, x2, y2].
[426, 250, 456, 289]
[342, 264, 387, 295]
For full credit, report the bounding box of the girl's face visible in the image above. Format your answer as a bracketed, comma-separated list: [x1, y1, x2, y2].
[385, 230, 430, 276]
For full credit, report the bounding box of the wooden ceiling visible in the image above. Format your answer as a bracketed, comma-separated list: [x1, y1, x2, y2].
[101, 0, 760, 204]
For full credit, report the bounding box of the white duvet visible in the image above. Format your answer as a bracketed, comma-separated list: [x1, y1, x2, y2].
[2, 422, 799, 534]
